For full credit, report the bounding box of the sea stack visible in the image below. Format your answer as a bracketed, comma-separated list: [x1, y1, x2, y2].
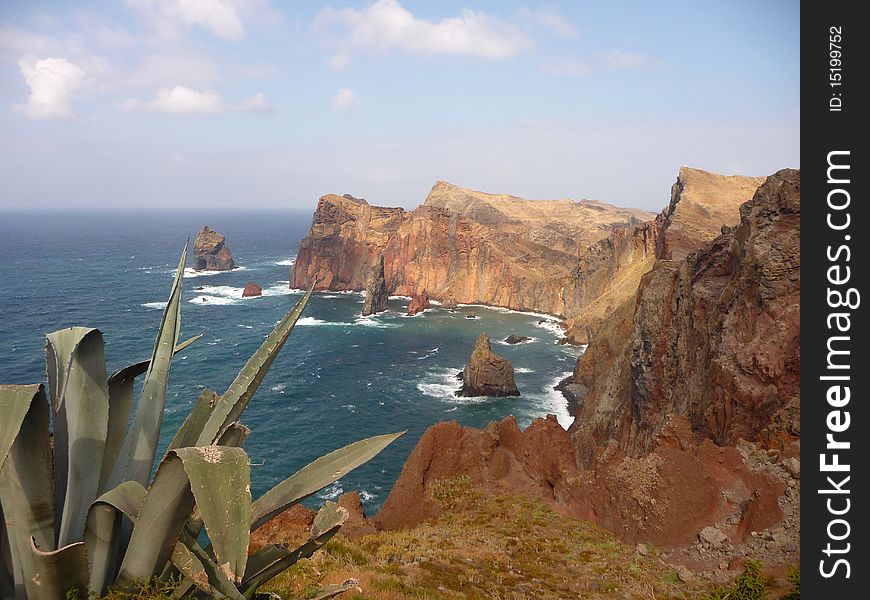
[193, 226, 235, 271]
[362, 256, 389, 316]
[407, 290, 431, 315]
[457, 333, 520, 397]
[242, 283, 262, 297]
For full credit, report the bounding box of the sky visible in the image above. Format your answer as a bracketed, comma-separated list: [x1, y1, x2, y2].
[0, 0, 799, 212]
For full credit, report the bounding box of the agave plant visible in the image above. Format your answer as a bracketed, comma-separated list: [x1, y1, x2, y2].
[0, 243, 402, 600]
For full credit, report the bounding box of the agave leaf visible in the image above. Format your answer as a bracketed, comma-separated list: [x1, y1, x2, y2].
[45, 328, 111, 547]
[84, 481, 146, 596]
[171, 531, 245, 600]
[0, 385, 55, 599]
[167, 388, 219, 452]
[101, 335, 202, 490]
[114, 452, 195, 588]
[174, 446, 251, 584]
[106, 242, 187, 490]
[45, 327, 109, 546]
[196, 284, 314, 446]
[250, 432, 404, 531]
[241, 503, 348, 596]
[29, 539, 88, 600]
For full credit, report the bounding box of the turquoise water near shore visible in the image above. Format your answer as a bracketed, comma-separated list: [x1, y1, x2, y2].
[0, 211, 582, 511]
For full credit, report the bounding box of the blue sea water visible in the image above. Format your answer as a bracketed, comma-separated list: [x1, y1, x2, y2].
[0, 211, 582, 511]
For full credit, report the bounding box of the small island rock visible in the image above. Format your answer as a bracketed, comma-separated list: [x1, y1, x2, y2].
[242, 283, 262, 297]
[504, 335, 532, 345]
[408, 290, 431, 315]
[193, 226, 235, 271]
[457, 333, 520, 397]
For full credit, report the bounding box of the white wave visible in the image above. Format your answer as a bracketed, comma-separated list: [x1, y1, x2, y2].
[297, 316, 329, 326]
[525, 371, 575, 430]
[195, 285, 243, 298]
[534, 319, 565, 339]
[189, 295, 239, 306]
[354, 315, 399, 328]
[275, 258, 296, 266]
[515, 367, 535, 374]
[181, 266, 247, 279]
[416, 347, 439, 360]
[261, 281, 297, 297]
[359, 490, 376, 502]
[317, 482, 343, 501]
[141, 301, 168, 310]
[391, 295, 412, 300]
[417, 367, 462, 400]
[321, 294, 340, 299]
[456, 303, 560, 321]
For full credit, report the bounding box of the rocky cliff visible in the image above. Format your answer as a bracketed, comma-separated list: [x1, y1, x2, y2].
[193, 225, 235, 271]
[569, 169, 800, 464]
[291, 182, 655, 325]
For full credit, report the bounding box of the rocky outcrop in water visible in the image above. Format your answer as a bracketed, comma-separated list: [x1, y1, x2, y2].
[504, 335, 531, 344]
[361, 256, 389, 316]
[193, 225, 235, 271]
[569, 169, 800, 464]
[242, 283, 262, 297]
[407, 290, 430, 315]
[458, 333, 519, 397]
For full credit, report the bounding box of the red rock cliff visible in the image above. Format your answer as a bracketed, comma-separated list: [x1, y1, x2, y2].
[570, 169, 800, 464]
[291, 182, 655, 323]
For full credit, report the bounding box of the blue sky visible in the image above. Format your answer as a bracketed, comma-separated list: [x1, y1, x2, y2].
[0, 0, 799, 211]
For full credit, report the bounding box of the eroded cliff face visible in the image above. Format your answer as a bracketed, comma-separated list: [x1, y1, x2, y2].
[569, 169, 800, 464]
[291, 182, 656, 322]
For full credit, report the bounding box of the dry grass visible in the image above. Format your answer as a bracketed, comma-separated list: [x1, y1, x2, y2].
[260, 477, 721, 600]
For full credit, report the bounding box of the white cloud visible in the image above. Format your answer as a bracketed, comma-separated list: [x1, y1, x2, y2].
[601, 50, 649, 69]
[236, 91, 273, 112]
[15, 57, 85, 119]
[540, 57, 589, 77]
[125, 0, 246, 40]
[314, 0, 531, 67]
[332, 88, 357, 110]
[516, 6, 575, 37]
[121, 85, 223, 114]
[170, 151, 185, 164]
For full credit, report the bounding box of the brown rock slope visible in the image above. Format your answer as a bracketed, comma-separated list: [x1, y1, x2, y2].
[458, 333, 520, 397]
[193, 225, 235, 271]
[570, 169, 800, 463]
[291, 182, 655, 322]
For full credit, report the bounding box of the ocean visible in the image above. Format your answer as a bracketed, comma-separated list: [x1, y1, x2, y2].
[0, 211, 582, 511]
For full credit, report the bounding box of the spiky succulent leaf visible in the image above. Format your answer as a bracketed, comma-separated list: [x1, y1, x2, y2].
[101, 335, 202, 490]
[250, 431, 404, 531]
[0, 384, 54, 599]
[196, 285, 314, 446]
[29, 539, 88, 600]
[84, 481, 146, 596]
[173, 446, 251, 583]
[44, 327, 110, 546]
[106, 242, 187, 490]
[167, 387, 219, 451]
[113, 452, 194, 588]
